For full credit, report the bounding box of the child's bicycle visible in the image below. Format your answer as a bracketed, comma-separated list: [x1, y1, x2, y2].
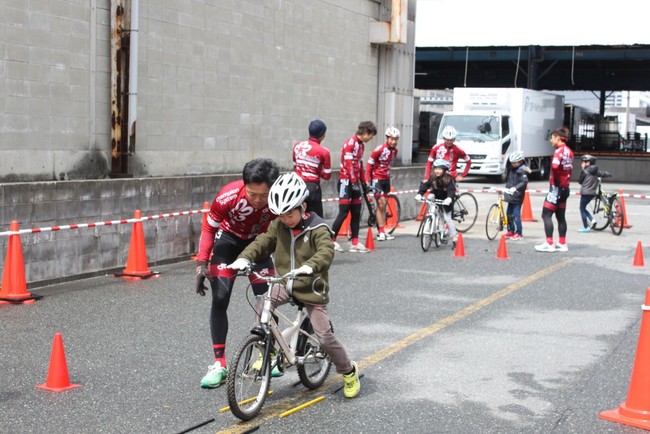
[416, 188, 478, 237]
[485, 189, 508, 240]
[589, 177, 624, 236]
[226, 269, 332, 421]
[417, 195, 450, 251]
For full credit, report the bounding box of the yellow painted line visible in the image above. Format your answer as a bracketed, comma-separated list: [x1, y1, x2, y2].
[219, 391, 273, 413]
[279, 396, 325, 418]
[217, 258, 573, 433]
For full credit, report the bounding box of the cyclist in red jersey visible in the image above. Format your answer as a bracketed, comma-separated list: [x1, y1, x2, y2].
[331, 121, 377, 253]
[535, 127, 574, 253]
[194, 158, 280, 388]
[423, 126, 472, 181]
[293, 119, 332, 218]
[366, 126, 399, 241]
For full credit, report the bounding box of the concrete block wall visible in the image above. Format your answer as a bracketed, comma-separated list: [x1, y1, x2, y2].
[0, 166, 424, 287]
[0, 0, 388, 182]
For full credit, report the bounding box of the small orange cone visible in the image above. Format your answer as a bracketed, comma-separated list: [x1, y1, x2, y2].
[600, 288, 650, 429]
[496, 234, 509, 259]
[114, 210, 159, 279]
[36, 333, 80, 392]
[633, 241, 645, 267]
[191, 201, 210, 260]
[0, 221, 42, 304]
[365, 227, 375, 251]
[521, 190, 537, 222]
[618, 190, 632, 228]
[453, 233, 465, 257]
[337, 212, 351, 237]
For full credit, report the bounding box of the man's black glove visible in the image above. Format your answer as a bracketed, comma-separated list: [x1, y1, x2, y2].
[362, 183, 370, 195]
[195, 261, 211, 296]
[350, 182, 361, 194]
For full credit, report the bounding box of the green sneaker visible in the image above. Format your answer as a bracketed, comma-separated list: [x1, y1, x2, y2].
[200, 361, 228, 389]
[343, 361, 360, 398]
[252, 349, 283, 377]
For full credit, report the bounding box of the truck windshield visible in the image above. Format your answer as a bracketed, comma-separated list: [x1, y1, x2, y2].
[439, 115, 500, 142]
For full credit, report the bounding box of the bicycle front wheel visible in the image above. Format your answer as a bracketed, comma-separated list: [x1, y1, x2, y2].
[453, 193, 478, 233]
[296, 317, 332, 389]
[609, 197, 624, 236]
[485, 203, 502, 240]
[591, 196, 609, 231]
[385, 194, 401, 235]
[434, 212, 445, 247]
[420, 215, 434, 252]
[226, 334, 271, 421]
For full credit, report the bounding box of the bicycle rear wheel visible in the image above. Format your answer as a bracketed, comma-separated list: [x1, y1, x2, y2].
[385, 194, 401, 235]
[485, 204, 501, 240]
[453, 193, 478, 233]
[591, 196, 609, 231]
[296, 317, 332, 389]
[609, 197, 624, 236]
[420, 215, 434, 252]
[226, 334, 271, 421]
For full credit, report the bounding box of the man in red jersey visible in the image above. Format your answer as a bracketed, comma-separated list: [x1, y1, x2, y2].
[423, 125, 472, 182]
[331, 121, 377, 253]
[366, 126, 399, 241]
[194, 158, 280, 388]
[535, 127, 574, 253]
[293, 119, 332, 218]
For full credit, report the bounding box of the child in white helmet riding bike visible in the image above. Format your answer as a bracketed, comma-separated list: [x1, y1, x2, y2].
[227, 172, 361, 398]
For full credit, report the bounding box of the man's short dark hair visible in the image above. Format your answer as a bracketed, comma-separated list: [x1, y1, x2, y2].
[356, 121, 377, 136]
[242, 158, 280, 186]
[551, 127, 570, 141]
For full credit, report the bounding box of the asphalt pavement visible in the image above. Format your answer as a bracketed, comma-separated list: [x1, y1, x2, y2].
[1, 179, 649, 434]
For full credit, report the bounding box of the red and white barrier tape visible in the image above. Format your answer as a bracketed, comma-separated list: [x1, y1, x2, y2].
[0, 209, 209, 237]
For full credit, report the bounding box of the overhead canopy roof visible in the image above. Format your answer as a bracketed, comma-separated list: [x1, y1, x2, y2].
[415, 45, 650, 91]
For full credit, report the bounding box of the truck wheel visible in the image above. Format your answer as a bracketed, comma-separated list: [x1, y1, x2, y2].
[537, 159, 549, 180]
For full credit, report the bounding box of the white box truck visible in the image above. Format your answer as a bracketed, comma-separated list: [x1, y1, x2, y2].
[436, 88, 565, 180]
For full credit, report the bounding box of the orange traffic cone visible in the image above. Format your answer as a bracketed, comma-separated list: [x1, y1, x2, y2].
[0, 221, 42, 305]
[633, 241, 645, 267]
[114, 210, 159, 279]
[496, 234, 509, 259]
[36, 333, 80, 392]
[600, 288, 650, 429]
[453, 233, 465, 257]
[365, 227, 375, 251]
[337, 212, 351, 238]
[191, 201, 210, 260]
[521, 190, 537, 222]
[618, 190, 632, 228]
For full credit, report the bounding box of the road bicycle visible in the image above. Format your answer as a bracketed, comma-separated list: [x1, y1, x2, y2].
[362, 184, 401, 234]
[416, 189, 478, 237]
[485, 189, 508, 240]
[226, 269, 332, 421]
[589, 177, 624, 236]
[417, 196, 451, 252]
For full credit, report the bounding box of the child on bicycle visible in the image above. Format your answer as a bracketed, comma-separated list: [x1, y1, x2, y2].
[414, 158, 458, 249]
[503, 151, 531, 240]
[227, 172, 361, 398]
[577, 154, 612, 232]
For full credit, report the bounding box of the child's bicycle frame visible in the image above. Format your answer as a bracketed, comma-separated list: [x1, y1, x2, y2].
[416, 185, 478, 237]
[226, 269, 332, 421]
[417, 195, 450, 251]
[589, 177, 624, 236]
[485, 189, 508, 240]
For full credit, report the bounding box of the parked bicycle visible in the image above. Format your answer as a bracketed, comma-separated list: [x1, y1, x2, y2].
[417, 195, 451, 252]
[485, 189, 508, 240]
[346, 183, 401, 239]
[226, 269, 331, 421]
[589, 177, 624, 236]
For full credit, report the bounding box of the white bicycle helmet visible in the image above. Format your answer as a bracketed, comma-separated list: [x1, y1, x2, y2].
[433, 158, 450, 170]
[268, 173, 309, 215]
[509, 151, 525, 163]
[385, 126, 400, 138]
[441, 125, 457, 140]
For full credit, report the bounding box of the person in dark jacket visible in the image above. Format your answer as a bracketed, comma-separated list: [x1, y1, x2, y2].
[577, 154, 612, 232]
[503, 151, 530, 240]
